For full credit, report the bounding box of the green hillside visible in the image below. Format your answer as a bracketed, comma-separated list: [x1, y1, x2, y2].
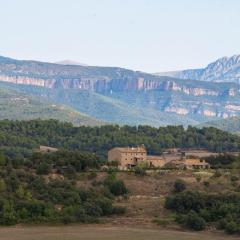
[0, 87, 102, 126]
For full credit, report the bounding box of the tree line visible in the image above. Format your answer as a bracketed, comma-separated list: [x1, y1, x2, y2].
[0, 120, 240, 162]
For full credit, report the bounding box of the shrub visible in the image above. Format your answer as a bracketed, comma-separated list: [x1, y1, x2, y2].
[135, 166, 146, 176]
[0, 153, 6, 166]
[104, 174, 128, 196]
[225, 221, 240, 234]
[0, 201, 18, 225]
[95, 197, 113, 215]
[184, 211, 206, 231]
[0, 179, 6, 192]
[174, 179, 186, 193]
[195, 176, 201, 183]
[36, 163, 51, 175]
[235, 185, 240, 192]
[108, 180, 128, 196]
[230, 176, 239, 182]
[203, 181, 209, 187]
[212, 170, 222, 178]
[205, 154, 238, 167]
[165, 190, 240, 234]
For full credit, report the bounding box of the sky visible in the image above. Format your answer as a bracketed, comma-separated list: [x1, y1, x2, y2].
[0, 0, 239, 72]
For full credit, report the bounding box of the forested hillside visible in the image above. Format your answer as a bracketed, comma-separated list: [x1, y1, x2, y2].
[1, 120, 240, 162]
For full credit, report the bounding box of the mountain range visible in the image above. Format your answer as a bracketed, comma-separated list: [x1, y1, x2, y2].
[0, 55, 240, 128]
[156, 55, 240, 83]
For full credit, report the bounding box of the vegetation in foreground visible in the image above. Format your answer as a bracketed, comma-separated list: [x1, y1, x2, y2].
[0, 150, 127, 225]
[0, 119, 240, 235]
[166, 190, 240, 234]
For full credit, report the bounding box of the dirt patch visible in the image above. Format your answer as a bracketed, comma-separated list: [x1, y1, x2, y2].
[0, 225, 237, 240]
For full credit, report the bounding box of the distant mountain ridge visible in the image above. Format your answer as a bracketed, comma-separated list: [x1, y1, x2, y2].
[1, 55, 240, 126]
[156, 55, 240, 83]
[199, 116, 240, 134]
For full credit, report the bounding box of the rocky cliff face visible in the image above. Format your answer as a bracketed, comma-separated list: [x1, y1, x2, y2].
[0, 73, 238, 98]
[156, 55, 240, 83]
[163, 103, 238, 118]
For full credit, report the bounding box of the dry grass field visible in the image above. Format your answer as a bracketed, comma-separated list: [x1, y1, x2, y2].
[0, 226, 238, 240]
[76, 170, 240, 229]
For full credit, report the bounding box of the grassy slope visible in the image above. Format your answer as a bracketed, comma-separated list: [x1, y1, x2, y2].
[0, 87, 102, 126]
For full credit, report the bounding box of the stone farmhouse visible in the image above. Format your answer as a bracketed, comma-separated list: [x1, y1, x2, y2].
[108, 145, 165, 169]
[169, 158, 210, 170]
[37, 145, 58, 153]
[108, 146, 212, 170]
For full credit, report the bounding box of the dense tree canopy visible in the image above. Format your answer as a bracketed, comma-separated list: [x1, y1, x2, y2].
[0, 120, 240, 162]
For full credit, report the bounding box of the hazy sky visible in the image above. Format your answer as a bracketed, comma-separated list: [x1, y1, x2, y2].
[0, 0, 239, 72]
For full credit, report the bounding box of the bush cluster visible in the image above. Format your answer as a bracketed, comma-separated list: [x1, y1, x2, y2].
[165, 191, 240, 234]
[0, 152, 128, 225]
